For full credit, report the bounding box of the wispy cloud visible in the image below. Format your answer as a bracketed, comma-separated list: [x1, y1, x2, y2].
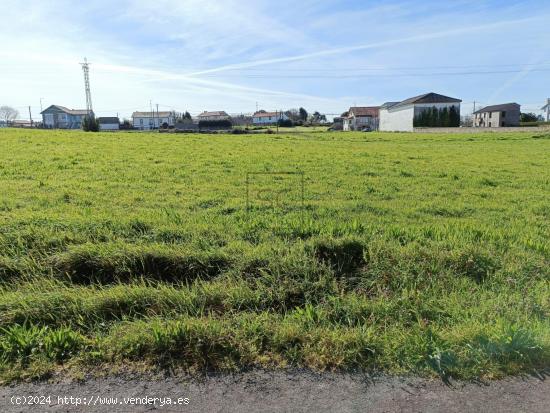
[187, 14, 547, 76]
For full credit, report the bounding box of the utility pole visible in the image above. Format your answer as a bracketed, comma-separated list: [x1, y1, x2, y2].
[276, 109, 279, 134]
[79, 57, 93, 117]
[149, 100, 153, 130]
[472, 101, 476, 127]
[156, 103, 159, 129]
[39, 98, 43, 113]
[28, 106, 33, 128]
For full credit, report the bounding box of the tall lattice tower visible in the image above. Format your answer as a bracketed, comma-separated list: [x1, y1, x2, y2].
[80, 57, 93, 115]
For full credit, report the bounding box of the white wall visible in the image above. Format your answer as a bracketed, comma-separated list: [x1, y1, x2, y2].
[379, 106, 415, 131]
[252, 113, 288, 125]
[99, 123, 119, 131]
[343, 118, 352, 131]
[380, 103, 460, 132]
[133, 116, 174, 130]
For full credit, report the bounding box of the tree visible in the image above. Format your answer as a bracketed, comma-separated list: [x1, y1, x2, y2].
[520, 112, 538, 122]
[285, 109, 300, 122]
[312, 111, 321, 122]
[449, 105, 460, 127]
[310, 111, 328, 124]
[414, 106, 460, 127]
[120, 119, 132, 130]
[82, 115, 99, 132]
[184, 111, 192, 120]
[0, 106, 19, 125]
[299, 107, 308, 121]
[440, 107, 450, 127]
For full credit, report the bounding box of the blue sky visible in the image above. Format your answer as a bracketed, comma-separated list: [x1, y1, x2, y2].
[1, 0, 549, 120]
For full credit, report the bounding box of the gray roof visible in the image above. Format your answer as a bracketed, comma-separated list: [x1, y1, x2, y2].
[380, 101, 399, 109]
[253, 111, 281, 118]
[41, 105, 89, 115]
[389, 93, 462, 110]
[474, 103, 520, 114]
[98, 117, 119, 123]
[197, 111, 229, 117]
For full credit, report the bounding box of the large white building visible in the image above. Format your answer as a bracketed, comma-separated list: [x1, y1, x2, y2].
[251, 111, 289, 125]
[132, 111, 175, 130]
[379, 93, 462, 132]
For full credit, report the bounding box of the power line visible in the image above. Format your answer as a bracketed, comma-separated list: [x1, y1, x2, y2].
[214, 61, 550, 72]
[197, 68, 550, 79]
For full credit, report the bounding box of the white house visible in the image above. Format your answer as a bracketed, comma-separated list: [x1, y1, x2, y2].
[252, 111, 289, 125]
[132, 111, 175, 130]
[41, 105, 90, 129]
[379, 93, 462, 132]
[98, 117, 120, 131]
[343, 107, 380, 131]
[196, 111, 230, 121]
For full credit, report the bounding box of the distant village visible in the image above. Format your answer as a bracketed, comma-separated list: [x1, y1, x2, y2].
[1, 58, 549, 133]
[1, 93, 548, 133]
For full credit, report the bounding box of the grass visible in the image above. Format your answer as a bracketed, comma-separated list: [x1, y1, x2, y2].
[0, 128, 548, 382]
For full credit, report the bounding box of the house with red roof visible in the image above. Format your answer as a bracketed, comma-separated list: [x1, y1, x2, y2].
[343, 106, 380, 131]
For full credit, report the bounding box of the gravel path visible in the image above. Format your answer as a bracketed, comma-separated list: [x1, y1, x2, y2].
[1, 371, 548, 412]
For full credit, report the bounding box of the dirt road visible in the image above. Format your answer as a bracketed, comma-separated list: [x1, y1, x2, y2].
[1, 371, 548, 412]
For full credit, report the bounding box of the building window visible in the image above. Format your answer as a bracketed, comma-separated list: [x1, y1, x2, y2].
[489, 112, 492, 119]
[501, 111, 506, 118]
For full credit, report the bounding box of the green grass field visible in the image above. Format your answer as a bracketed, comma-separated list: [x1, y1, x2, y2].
[0, 128, 548, 382]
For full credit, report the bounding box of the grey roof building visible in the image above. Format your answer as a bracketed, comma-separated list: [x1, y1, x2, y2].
[40, 105, 91, 129]
[473, 103, 520, 127]
[98, 117, 120, 131]
[379, 92, 462, 131]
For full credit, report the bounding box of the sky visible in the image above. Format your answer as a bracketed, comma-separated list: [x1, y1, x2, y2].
[1, 0, 550, 120]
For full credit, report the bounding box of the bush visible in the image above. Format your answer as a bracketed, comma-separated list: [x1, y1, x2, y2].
[82, 115, 99, 132]
[520, 113, 538, 123]
[198, 120, 232, 130]
[277, 119, 294, 127]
